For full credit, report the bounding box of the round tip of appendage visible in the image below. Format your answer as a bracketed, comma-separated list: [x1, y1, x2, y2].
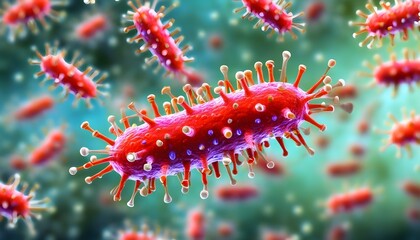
[222, 157, 232, 165]
[248, 172, 255, 179]
[85, 177, 92, 184]
[80, 147, 89, 156]
[80, 121, 89, 129]
[254, 61, 263, 68]
[352, 33, 358, 38]
[308, 148, 315, 156]
[348, 21, 354, 26]
[235, 71, 244, 80]
[220, 65, 228, 73]
[328, 59, 336, 68]
[140, 187, 148, 197]
[181, 187, 189, 194]
[323, 76, 332, 84]
[324, 84, 332, 92]
[183, 84, 192, 91]
[161, 86, 171, 95]
[265, 60, 274, 67]
[69, 167, 77, 175]
[127, 201, 134, 207]
[231, 179, 237, 185]
[282, 51, 291, 59]
[200, 190, 209, 199]
[338, 79, 346, 87]
[299, 64, 307, 70]
[164, 195, 172, 203]
[147, 94, 155, 100]
[113, 195, 121, 202]
[177, 96, 185, 104]
[214, 86, 222, 94]
[267, 161, 275, 169]
[107, 115, 115, 123]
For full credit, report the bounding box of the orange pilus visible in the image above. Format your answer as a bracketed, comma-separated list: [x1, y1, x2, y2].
[234, 0, 305, 41]
[69, 51, 347, 207]
[29, 42, 108, 108]
[0, 174, 50, 235]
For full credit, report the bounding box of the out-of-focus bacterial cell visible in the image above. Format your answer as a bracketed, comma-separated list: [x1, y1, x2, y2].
[350, 0, 420, 48]
[361, 48, 420, 96]
[29, 42, 109, 108]
[0, 0, 67, 41]
[234, 0, 305, 41]
[0, 174, 50, 235]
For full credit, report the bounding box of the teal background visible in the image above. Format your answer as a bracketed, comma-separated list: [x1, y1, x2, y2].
[0, 0, 419, 239]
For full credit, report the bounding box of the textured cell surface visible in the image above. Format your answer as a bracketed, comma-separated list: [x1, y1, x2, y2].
[30, 43, 108, 107]
[29, 128, 66, 166]
[70, 51, 346, 206]
[235, 0, 305, 40]
[350, 0, 420, 48]
[381, 110, 420, 158]
[327, 187, 374, 214]
[361, 49, 420, 95]
[0, 174, 49, 234]
[13, 95, 54, 121]
[124, 1, 195, 81]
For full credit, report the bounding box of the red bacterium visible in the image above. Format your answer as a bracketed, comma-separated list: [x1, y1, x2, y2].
[305, 1, 325, 22]
[350, 0, 420, 48]
[29, 43, 108, 108]
[107, 222, 171, 240]
[123, 1, 198, 83]
[13, 95, 54, 121]
[326, 187, 374, 215]
[327, 224, 348, 240]
[0, 174, 49, 235]
[234, 0, 305, 41]
[75, 14, 108, 41]
[348, 143, 366, 158]
[186, 208, 206, 240]
[215, 184, 259, 202]
[325, 160, 362, 177]
[402, 180, 420, 199]
[29, 127, 66, 166]
[0, 0, 66, 41]
[69, 51, 346, 206]
[380, 110, 420, 158]
[361, 49, 420, 96]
